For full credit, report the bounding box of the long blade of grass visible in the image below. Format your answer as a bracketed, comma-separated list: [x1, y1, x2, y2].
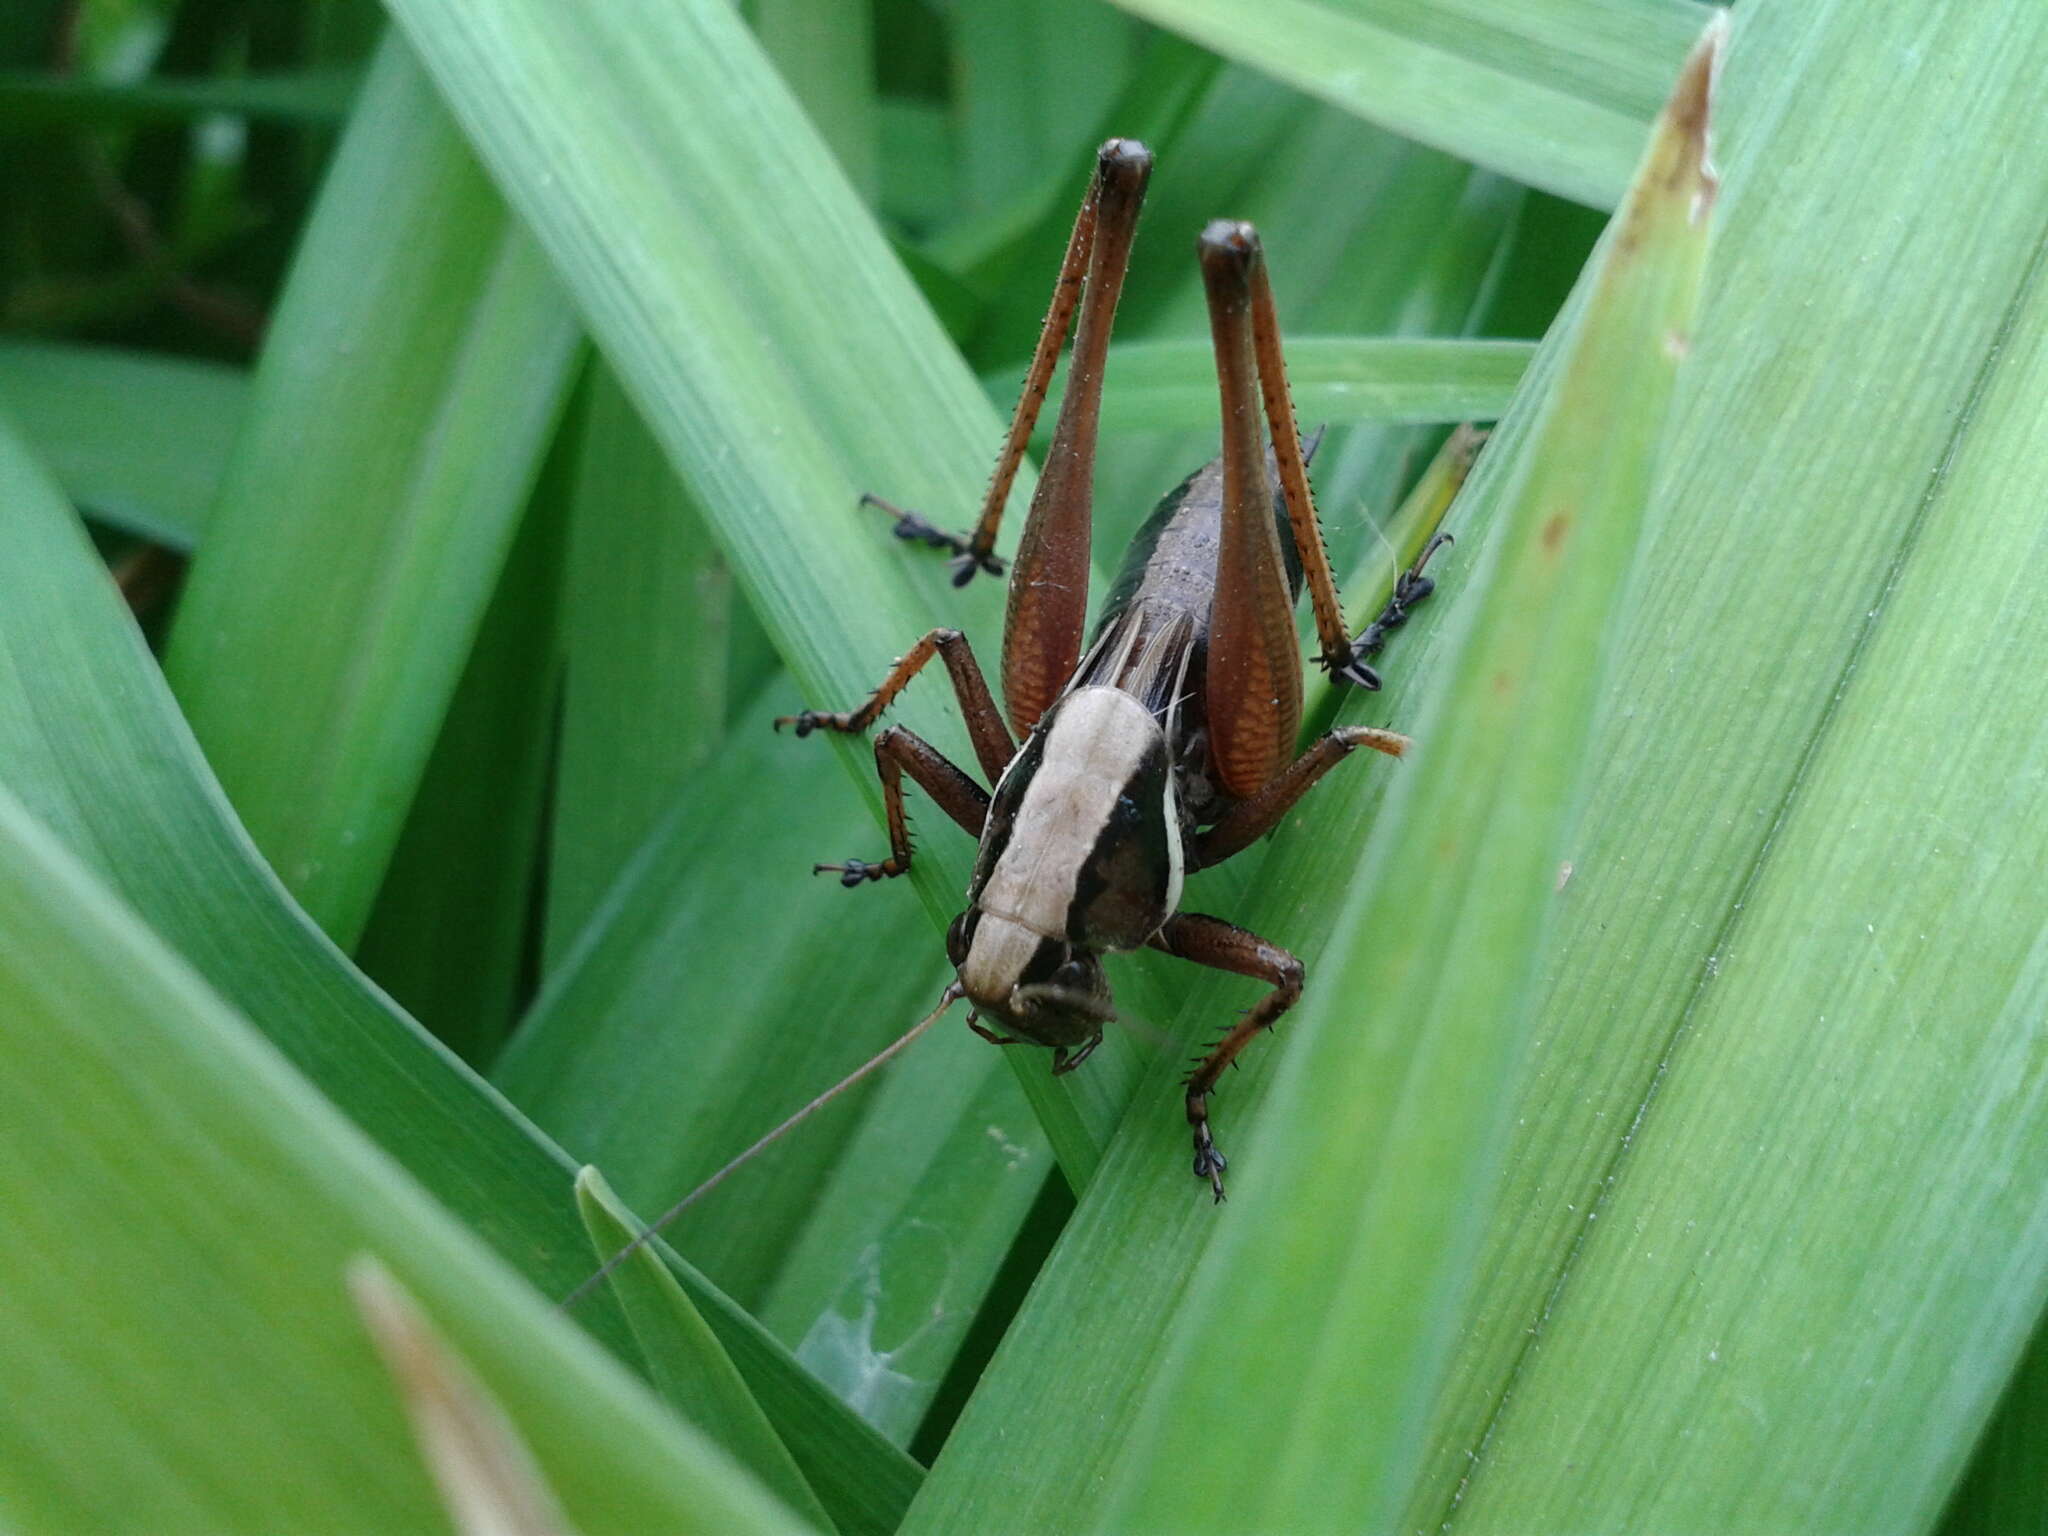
[163, 33, 580, 948]
[948, 0, 1135, 223]
[1942, 1325, 2048, 1536]
[0, 412, 920, 1536]
[1105, 0, 1707, 208]
[355, 450, 568, 1069]
[755, 0, 878, 204]
[350, 1260, 580, 1536]
[1102, 25, 1719, 1529]
[755, 1024, 1051, 1446]
[1448, 196, 2048, 1536]
[0, 338, 245, 547]
[0, 66, 360, 125]
[545, 366, 733, 966]
[0, 787, 803, 1534]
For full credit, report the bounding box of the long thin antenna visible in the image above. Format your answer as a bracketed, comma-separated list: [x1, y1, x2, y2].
[559, 983, 964, 1313]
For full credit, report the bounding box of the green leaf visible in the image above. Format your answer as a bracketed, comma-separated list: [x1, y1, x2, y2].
[1943, 1327, 2048, 1536]
[162, 34, 581, 948]
[755, 1024, 1051, 1446]
[0, 410, 919, 1536]
[0, 66, 359, 126]
[947, 0, 1135, 222]
[0, 785, 803, 1534]
[755, 0, 879, 203]
[876, 97, 957, 232]
[1103, 22, 1719, 1529]
[1103, 0, 1707, 207]
[0, 339, 245, 548]
[994, 335, 1534, 438]
[577, 1170, 835, 1532]
[355, 450, 567, 1069]
[350, 1261, 580, 1536]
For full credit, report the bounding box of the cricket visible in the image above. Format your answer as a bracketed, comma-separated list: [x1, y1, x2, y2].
[777, 137, 1450, 1200]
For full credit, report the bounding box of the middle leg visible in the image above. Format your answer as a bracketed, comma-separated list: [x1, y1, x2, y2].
[775, 625, 1014, 784]
[813, 725, 991, 886]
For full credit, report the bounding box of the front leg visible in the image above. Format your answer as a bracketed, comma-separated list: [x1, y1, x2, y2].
[1148, 912, 1305, 1201]
[775, 625, 1014, 783]
[814, 725, 991, 886]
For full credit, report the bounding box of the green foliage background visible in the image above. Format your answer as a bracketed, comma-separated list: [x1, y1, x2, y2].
[2, 1, 2045, 1532]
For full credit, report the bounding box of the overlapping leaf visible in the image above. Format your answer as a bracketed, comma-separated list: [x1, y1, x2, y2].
[0, 408, 917, 1536]
[0, 786, 801, 1534]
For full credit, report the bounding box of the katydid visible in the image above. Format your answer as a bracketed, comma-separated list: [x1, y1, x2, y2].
[563, 138, 1458, 1309]
[779, 139, 1450, 1199]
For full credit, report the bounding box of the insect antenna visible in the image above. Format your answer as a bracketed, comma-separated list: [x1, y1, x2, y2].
[559, 982, 965, 1312]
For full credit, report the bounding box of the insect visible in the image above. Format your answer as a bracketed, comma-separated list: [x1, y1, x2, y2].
[777, 138, 1449, 1199]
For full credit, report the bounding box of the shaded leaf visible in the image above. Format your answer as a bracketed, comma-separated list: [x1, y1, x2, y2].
[0, 338, 244, 548]
[163, 35, 580, 947]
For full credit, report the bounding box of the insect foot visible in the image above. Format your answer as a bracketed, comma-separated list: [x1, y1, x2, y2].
[1323, 648, 1386, 693]
[947, 548, 1007, 587]
[812, 857, 900, 886]
[1327, 530, 1455, 691]
[1189, 1100, 1230, 1202]
[774, 710, 832, 737]
[860, 492, 1007, 585]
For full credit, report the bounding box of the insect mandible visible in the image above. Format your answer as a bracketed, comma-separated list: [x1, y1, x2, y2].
[777, 138, 1450, 1198]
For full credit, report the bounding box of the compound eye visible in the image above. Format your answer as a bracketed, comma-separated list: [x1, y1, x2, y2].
[1052, 958, 1091, 990]
[945, 910, 976, 967]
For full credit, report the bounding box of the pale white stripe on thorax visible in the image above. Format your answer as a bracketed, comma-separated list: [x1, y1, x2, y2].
[978, 688, 1160, 937]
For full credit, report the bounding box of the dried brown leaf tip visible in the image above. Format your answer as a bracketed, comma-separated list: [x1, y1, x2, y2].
[1618, 10, 1728, 258]
[1664, 10, 1729, 218]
